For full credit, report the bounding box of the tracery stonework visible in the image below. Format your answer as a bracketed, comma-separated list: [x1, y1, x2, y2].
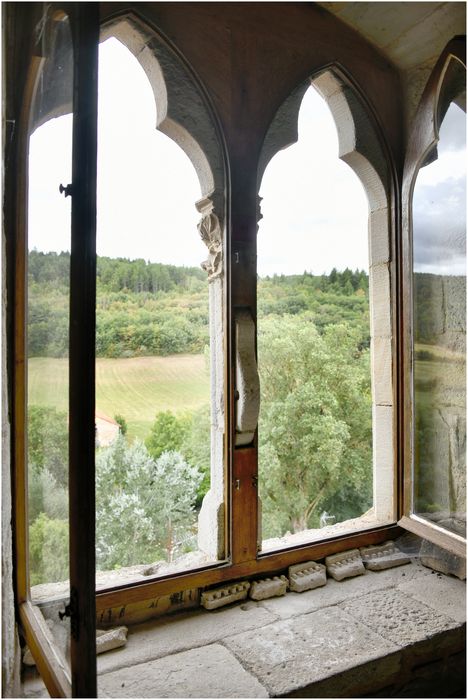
[197, 197, 222, 280]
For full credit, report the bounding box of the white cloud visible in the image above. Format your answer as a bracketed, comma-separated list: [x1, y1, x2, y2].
[413, 103, 466, 276]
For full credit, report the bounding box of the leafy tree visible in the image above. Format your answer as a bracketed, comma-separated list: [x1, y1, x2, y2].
[114, 413, 128, 436]
[145, 411, 191, 460]
[28, 406, 68, 488]
[258, 316, 372, 538]
[180, 404, 211, 505]
[29, 468, 68, 525]
[96, 436, 202, 569]
[29, 514, 69, 586]
[146, 407, 211, 506]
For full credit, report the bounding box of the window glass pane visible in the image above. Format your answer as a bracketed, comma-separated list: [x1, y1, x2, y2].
[95, 36, 220, 588]
[27, 11, 72, 621]
[412, 60, 466, 537]
[258, 84, 378, 552]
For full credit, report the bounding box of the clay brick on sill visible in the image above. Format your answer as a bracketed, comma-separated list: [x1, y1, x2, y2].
[325, 548, 365, 581]
[201, 581, 250, 610]
[288, 560, 327, 592]
[249, 575, 288, 600]
[360, 541, 411, 571]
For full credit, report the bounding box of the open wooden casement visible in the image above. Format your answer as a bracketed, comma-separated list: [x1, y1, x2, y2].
[14, 4, 99, 696]
[399, 37, 466, 560]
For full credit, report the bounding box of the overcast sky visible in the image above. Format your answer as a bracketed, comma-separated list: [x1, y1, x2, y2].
[413, 102, 466, 276]
[28, 37, 465, 278]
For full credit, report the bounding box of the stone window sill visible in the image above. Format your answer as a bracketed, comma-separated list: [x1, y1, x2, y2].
[23, 558, 466, 698]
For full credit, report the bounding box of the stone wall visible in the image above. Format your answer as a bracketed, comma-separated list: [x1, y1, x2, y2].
[2, 217, 21, 698]
[414, 273, 466, 528]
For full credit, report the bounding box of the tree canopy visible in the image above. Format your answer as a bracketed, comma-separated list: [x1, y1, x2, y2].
[28, 405, 68, 488]
[258, 316, 372, 538]
[95, 436, 202, 568]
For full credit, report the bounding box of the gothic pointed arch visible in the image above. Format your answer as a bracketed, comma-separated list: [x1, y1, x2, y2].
[257, 67, 396, 534]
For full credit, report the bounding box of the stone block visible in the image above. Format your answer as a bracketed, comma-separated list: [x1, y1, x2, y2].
[288, 560, 327, 592]
[420, 537, 466, 580]
[295, 652, 403, 698]
[201, 581, 250, 609]
[360, 541, 411, 571]
[325, 548, 365, 581]
[372, 337, 393, 406]
[223, 607, 398, 697]
[369, 207, 390, 266]
[249, 575, 288, 600]
[97, 599, 277, 675]
[96, 626, 128, 655]
[398, 569, 466, 623]
[372, 404, 395, 522]
[98, 643, 268, 698]
[340, 588, 460, 646]
[398, 626, 466, 676]
[369, 263, 391, 338]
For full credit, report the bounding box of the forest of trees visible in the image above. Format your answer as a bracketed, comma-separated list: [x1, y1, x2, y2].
[28, 251, 375, 584]
[28, 250, 370, 358]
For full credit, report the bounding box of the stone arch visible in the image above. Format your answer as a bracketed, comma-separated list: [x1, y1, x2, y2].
[99, 14, 228, 559]
[100, 16, 226, 229]
[31, 11, 227, 242]
[28, 12, 229, 561]
[257, 67, 395, 526]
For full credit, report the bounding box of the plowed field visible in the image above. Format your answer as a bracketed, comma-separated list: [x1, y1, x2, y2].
[28, 354, 210, 440]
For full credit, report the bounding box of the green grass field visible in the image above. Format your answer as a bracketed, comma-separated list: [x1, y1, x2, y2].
[28, 354, 210, 441]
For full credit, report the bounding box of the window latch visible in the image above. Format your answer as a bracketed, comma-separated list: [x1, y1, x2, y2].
[59, 183, 73, 197]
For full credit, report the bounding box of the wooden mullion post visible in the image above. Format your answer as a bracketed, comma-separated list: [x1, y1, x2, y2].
[68, 4, 99, 697]
[230, 163, 259, 564]
[232, 447, 258, 563]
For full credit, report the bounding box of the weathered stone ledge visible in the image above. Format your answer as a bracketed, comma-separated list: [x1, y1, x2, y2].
[23, 560, 466, 698]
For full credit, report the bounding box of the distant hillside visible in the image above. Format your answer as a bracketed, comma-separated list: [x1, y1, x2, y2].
[28, 249, 206, 293]
[27, 251, 371, 358]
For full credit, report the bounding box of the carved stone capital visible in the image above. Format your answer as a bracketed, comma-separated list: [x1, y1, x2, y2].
[196, 197, 223, 280]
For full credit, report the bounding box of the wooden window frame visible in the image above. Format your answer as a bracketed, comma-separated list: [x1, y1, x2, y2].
[399, 36, 467, 559]
[11, 3, 99, 696]
[90, 23, 403, 617]
[8, 5, 421, 689]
